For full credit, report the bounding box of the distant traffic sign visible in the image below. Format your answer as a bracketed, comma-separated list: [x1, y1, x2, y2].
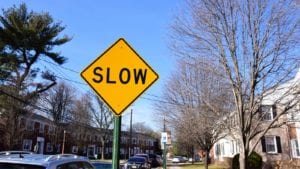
[81, 38, 159, 116]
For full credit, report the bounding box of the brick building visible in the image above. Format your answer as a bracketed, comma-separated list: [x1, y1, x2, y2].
[0, 113, 160, 159]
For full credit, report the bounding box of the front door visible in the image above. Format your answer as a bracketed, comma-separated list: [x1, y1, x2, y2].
[88, 145, 96, 159]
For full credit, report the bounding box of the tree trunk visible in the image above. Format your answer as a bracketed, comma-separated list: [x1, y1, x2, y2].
[101, 137, 105, 160]
[239, 149, 247, 169]
[204, 149, 209, 169]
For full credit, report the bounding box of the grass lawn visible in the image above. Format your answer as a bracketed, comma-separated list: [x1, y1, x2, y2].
[179, 162, 228, 169]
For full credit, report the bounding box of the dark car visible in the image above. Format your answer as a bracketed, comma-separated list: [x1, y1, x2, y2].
[124, 156, 150, 169]
[134, 154, 150, 163]
[148, 154, 162, 168]
[92, 162, 112, 169]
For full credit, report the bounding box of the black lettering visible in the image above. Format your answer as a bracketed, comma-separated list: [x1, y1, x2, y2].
[106, 68, 116, 84]
[92, 67, 103, 83]
[119, 68, 130, 84]
[134, 69, 147, 84]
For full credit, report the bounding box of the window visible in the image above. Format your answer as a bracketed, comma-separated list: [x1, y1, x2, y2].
[72, 146, 78, 153]
[261, 136, 282, 153]
[34, 122, 40, 131]
[230, 141, 235, 154]
[260, 105, 277, 121]
[148, 140, 153, 146]
[291, 139, 300, 158]
[215, 143, 220, 156]
[97, 147, 101, 154]
[56, 144, 61, 153]
[288, 104, 300, 121]
[19, 118, 26, 128]
[27, 121, 34, 131]
[48, 126, 54, 134]
[132, 138, 137, 144]
[39, 123, 44, 133]
[120, 148, 125, 154]
[121, 137, 127, 144]
[0, 164, 45, 169]
[57, 162, 94, 169]
[23, 139, 32, 151]
[46, 143, 53, 152]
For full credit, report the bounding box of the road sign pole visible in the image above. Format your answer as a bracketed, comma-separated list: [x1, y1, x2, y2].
[163, 142, 167, 169]
[112, 116, 122, 169]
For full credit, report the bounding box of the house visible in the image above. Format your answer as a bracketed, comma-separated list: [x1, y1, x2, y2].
[213, 69, 300, 168]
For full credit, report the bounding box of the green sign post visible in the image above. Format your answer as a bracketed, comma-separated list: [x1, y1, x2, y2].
[112, 116, 121, 169]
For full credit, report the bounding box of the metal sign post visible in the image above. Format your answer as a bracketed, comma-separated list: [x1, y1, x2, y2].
[161, 132, 168, 169]
[163, 142, 167, 169]
[112, 116, 121, 169]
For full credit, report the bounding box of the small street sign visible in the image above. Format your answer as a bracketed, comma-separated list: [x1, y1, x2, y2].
[161, 132, 168, 143]
[81, 38, 159, 116]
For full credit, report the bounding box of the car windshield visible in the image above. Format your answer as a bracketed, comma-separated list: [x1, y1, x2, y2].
[128, 157, 145, 163]
[0, 163, 45, 169]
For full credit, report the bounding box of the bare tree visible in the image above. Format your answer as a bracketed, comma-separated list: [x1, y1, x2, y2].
[71, 93, 93, 155]
[170, 0, 300, 168]
[42, 82, 75, 152]
[129, 122, 159, 139]
[156, 59, 233, 169]
[90, 94, 114, 160]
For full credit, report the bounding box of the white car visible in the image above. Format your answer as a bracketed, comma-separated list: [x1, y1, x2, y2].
[172, 156, 184, 163]
[0, 154, 94, 169]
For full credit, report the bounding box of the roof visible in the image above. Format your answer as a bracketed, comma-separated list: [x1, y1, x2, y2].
[262, 68, 300, 105]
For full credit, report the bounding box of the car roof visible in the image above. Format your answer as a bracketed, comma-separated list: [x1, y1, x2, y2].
[0, 154, 49, 166]
[134, 154, 149, 158]
[129, 156, 146, 159]
[0, 154, 90, 167]
[135, 153, 148, 156]
[0, 151, 35, 155]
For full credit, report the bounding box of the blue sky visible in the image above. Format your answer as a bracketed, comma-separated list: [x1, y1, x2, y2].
[1, 1, 183, 131]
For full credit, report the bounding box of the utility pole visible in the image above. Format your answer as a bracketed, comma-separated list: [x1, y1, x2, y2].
[129, 109, 133, 157]
[62, 130, 66, 154]
[163, 117, 167, 169]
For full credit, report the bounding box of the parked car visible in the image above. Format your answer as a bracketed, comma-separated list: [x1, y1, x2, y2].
[148, 154, 162, 168]
[172, 156, 184, 163]
[124, 156, 150, 169]
[134, 153, 151, 163]
[182, 156, 188, 162]
[0, 153, 94, 169]
[188, 155, 201, 162]
[92, 162, 112, 169]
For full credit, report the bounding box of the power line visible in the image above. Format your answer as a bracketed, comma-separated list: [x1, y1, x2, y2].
[41, 59, 165, 100]
[41, 59, 80, 74]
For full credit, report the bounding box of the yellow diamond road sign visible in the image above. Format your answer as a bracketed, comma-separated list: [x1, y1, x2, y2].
[81, 38, 159, 116]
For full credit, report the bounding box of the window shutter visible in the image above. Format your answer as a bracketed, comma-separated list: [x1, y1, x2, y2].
[272, 105, 277, 119]
[276, 136, 282, 153]
[261, 136, 266, 152]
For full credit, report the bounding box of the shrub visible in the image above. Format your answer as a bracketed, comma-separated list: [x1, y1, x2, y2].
[232, 152, 262, 169]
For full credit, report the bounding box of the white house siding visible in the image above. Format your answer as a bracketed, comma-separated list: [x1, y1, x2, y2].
[212, 68, 300, 168]
[214, 137, 239, 161]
